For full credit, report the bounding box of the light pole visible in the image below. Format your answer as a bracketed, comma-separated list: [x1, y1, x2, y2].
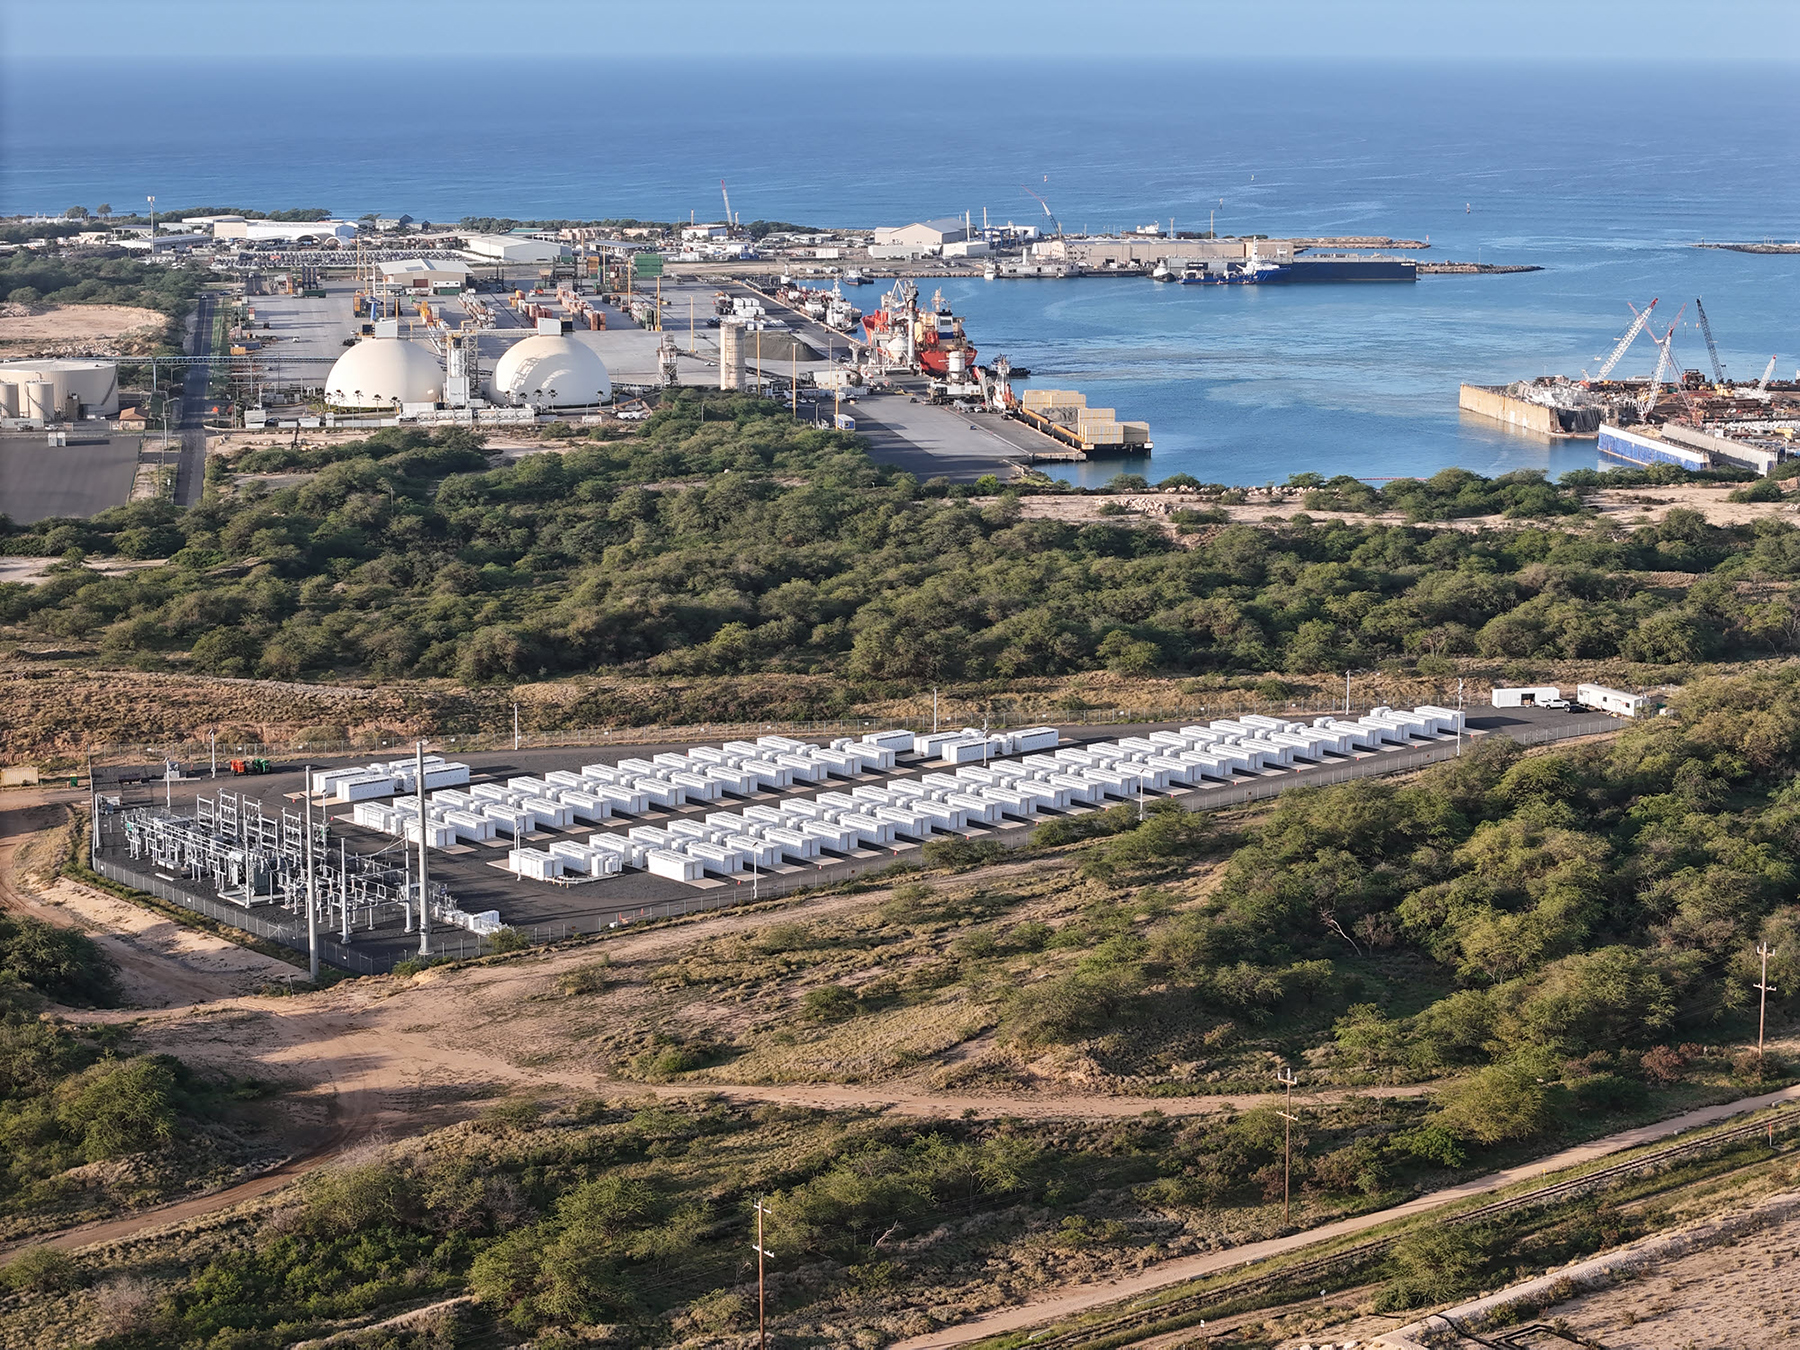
[146, 195, 155, 255]
[1276, 1067, 1299, 1226]
[415, 740, 432, 956]
[302, 764, 319, 982]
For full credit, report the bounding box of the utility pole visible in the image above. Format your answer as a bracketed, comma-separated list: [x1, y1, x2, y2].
[340, 837, 350, 941]
[1344, 669, 1350, 715]
[932, 687, 939, 735]
[415, 740, 431, 956]
[513, 702, 520, 751]
[1755, 941, 1776, 1066]
[302, 765, 319, 982]
[753, 1197, 774, 1350]
[210, 729, 217, 778]
[1276, 1067, 1300, 1226]
[1456, 678, 1464, 757]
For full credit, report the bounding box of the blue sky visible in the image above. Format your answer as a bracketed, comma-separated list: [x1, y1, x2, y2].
[5, 0, 1798, 60]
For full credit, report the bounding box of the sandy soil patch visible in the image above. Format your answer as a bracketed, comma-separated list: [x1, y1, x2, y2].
[0, 302, 167, 349]
[996, 482, 1800, 537]
[0, 558, 165, 586]
[36, 876, 301, 1007]
[1586, 482, 1800, 527]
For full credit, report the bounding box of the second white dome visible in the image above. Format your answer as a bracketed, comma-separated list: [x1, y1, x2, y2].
[489, 335, 611, 408]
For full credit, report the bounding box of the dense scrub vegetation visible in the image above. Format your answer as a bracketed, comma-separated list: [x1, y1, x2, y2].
[4, 397, 1798, 690]
[980, 669, 1800, 1128]
[0, 252, 209, 317]
[16, 1092, 1542, 1349]
[0, 922, 260, 1238]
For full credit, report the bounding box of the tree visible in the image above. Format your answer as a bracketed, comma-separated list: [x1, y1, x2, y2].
[1432, 1065, 1550, 1144]
[64, 206, 88, 219]
[97, 204, 112, 218]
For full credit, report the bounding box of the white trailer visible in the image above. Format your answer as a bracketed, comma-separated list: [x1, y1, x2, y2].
[1576, 684, 1646, 718]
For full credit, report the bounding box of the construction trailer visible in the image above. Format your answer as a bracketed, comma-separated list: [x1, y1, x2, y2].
[1576, 684, 1648, 718]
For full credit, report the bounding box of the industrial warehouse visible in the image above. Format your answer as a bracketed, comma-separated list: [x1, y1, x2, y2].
[84, 699, 1636, 975]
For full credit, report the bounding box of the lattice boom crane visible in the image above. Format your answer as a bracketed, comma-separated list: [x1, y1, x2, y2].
[1694, 297, 1727, 384]
[1596, 298, 1658, 381]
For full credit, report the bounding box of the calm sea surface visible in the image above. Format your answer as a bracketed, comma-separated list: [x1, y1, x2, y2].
[5, 59, 1798, 485]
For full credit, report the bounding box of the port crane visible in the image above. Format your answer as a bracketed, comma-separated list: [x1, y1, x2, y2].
[1694, 297, 1727, 385]
[720, 180, 737, 232]
[1020, 185, 1061, 237]
[1637, 305, 1687, 420]
[1756, 355, 1779, 398]
[1594, 298, 1658, 381]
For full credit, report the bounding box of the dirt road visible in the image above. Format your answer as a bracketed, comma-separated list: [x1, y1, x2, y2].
[889, 1083, 1800, 1350]
[0, 790, 297, 1007]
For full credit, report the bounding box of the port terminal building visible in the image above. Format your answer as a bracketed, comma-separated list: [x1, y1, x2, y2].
[1033, 236, 1298, 268]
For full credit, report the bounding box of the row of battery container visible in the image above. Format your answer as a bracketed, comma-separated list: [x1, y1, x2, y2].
[903, 726, 1062, 766]
[492, 705, 1459, 885]
[311, 756, 473, 803]
[338, 733, 915, 881]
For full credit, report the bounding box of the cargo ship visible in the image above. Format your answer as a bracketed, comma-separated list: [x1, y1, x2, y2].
[861, 281, 977, 377]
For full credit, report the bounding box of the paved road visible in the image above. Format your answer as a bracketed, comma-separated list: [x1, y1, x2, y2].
[173, 294, 214, 506]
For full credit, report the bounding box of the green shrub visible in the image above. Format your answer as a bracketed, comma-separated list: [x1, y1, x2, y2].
[55, 1056, 181, 1159]
[0, 914, 117, 1006]
[0, 1244, 77, 1293]
[801, 985, 859, 1022]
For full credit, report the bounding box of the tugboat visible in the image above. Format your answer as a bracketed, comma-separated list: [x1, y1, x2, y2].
[842, 267, 867, 286]
[1151, 260, 1171, 281]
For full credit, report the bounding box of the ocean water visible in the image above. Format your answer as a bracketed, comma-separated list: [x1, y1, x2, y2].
[5, 58, 1798, 485]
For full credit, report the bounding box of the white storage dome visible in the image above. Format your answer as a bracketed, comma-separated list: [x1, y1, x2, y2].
[324, 338, 443, 409]
[489, 335, 611, 408]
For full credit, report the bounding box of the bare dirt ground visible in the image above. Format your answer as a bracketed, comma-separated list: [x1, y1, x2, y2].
[1510, 1205, 1800, 1348]
[0, 302, 167, 354]
[1586, 482, 1800, 527]
[0, 558, 164, 587]
[1003, 483, 1800, 538]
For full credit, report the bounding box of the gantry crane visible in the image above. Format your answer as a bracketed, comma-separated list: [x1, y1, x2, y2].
[1693, 297, 1727, 385]
[1594, 298, 1658, 381]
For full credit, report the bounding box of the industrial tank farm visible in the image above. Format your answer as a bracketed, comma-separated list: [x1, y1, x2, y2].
[0, 357, 120, 419]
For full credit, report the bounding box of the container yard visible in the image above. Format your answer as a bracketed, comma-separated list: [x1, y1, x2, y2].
[80, 701, 1634, 975]
[1462, 296, 1798, 473]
